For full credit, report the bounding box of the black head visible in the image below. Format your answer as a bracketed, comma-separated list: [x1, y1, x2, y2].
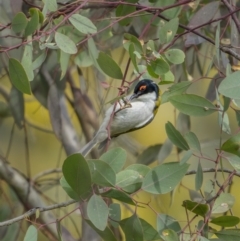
[130, 79, 160, 100]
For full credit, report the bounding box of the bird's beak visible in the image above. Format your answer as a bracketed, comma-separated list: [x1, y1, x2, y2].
[129, 93, 138, 101]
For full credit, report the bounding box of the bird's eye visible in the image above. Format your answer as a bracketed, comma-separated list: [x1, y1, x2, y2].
[139, 85, 147, 91]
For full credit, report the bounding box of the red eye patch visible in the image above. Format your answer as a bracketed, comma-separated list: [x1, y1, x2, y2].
[139, 85, 146, 91]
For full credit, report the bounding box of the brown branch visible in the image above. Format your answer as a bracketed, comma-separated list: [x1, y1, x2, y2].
[0, 155, 77, 241]
[221, 0, 240, 33]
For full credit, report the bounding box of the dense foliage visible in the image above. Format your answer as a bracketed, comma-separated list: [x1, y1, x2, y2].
[1, 0, 240, 241]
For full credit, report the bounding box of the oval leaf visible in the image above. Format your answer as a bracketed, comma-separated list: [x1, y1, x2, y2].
[87, 194, 109, 231]
[100, 147, 126, 173]
[55, 32, 77, 54]
[142, 162, 189, 194]
[12, 12, 28, 33]
[97, 52, 123, 79]
[60, 177, 79, 200]
[164, 49, 185, 64]
[149, 58, 170, 75]
[69, 14, 97, 34]
[195, 161, 203, 190]
[116, 170, 142, 193]
[169, 94, 217, 116]
[211, 216, 240, 227]
[88, 160, 116, 187]
[165, 121, 189, 151]
[24, 225, 38, 241]
[120, 214, 143, 241]
[182, 200, 209, 217]
[215, 229, 240, 240]
[62, 153, 92, 199]
[25, 8, 39, 36]
[218, 71, 240, 99]
[9, 58, 31, 95]
[221, 133, 240, 157]
[212, 193, 235, 214]
[101, 188, 135, 205]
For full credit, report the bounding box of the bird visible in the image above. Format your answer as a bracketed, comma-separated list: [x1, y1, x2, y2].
[80, 79, 161, 157]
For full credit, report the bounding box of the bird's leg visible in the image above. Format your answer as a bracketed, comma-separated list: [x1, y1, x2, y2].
[115, 97, 132, 114]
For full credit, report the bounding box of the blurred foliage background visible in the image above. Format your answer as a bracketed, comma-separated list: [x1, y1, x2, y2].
[1, 0, 240, 241]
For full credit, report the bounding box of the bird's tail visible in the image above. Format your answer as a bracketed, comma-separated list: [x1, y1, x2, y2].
[79, 137, 98, 157]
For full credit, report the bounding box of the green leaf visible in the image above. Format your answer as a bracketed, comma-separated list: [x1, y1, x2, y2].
[215, 229, 240, 241]
[212, 193, 235, 214]
[161, 81, 192, 104]
[85, 219, 117, 241]
[148, 58, 170, 76]
[60, 176, 79, 200]
[43, 0, 57, 11]
[101, 188, 135, 205]
[88, 160, 116, 187]
[160, 71, 175, 83]
[24, 225, 38, 241]
[182, 200, 209, 217]
[139, 218, 161, 241]
[218, 71, 240, 99]
[169, 94, 217, 116]
[211, 216, 240, 227]
[116, 5, 136, 26]
[129, 43, 139, 71]
[221, 134, 240, 157]
[25, 8, 39, 36]
[74, 50, 93, 67]
[227, 155, 240, 172]
[21, 37, 34, 81]
[69, 14, 97, 34]
[180, 150, 192, 165]
[32, 52, 47, 70]
[235, 109, 240, 127]
[126, 164, 150, 177]
[120, 214, 143, 241]
[195, 161, 203, 190]
[87, 194, 109, 231]
[88, 37, 99, 66]
[161, 229, 179, 241]
[9, 87, 24, 128]
[55, 32, 77, 54]
[157, 139, 173, 164]
[97, 52, 123, 79]
[124, 33, 143, 53]
[159, 18, 179, 44]
[142, 162, 189, 194]
[56, 219, 63, 241]
[215, 22, 220, 65]
[185, 131, 201, 153]
[100, 147, 126, 173]
[157, 214, 181, 235]
[164, 49, 185, 64]
[137, 144, 162, 165]
[109, 203, 121, 228]
[116, 170, 142, 193]
[59, 50, 70, 79]
[12, 12, 28, 33]
[165, 121, 189, 151]
[9, 58, 31, 95]
[62, 153, 92, 199]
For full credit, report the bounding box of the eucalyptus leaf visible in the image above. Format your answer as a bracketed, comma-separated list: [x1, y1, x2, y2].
[55, 32, 77, 54]
[9, 58, 31, 95]
[165, 121, 189, 151]
[142, 162, 189, 194]
[69, 14, 97, 34]
[218, 71, 240, 99]
[97, 52, 123, 79]
[169, 94, 217, 116]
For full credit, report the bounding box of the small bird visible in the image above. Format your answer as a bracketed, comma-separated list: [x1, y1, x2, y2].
[80, 79, 161, 156]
